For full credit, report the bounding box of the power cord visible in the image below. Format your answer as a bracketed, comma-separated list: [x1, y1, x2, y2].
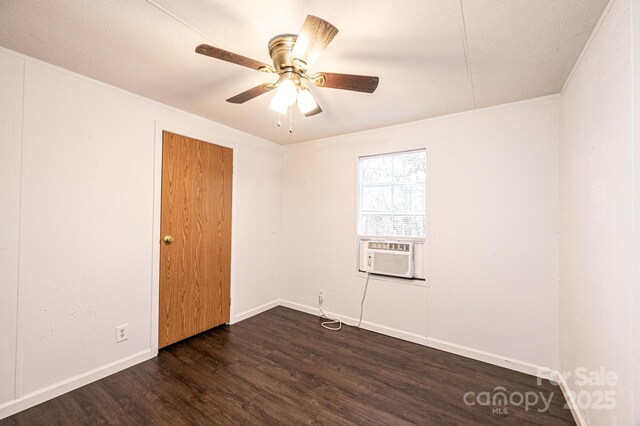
[319, 306, 342, 331]
[357, 273, 371, 327]
[319, 273, 371, 331]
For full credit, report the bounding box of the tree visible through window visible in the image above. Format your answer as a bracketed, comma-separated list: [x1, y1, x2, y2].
[359, 150, 426, 237]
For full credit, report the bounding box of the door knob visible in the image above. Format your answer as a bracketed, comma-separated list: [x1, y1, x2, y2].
[163, 235, 174, 244]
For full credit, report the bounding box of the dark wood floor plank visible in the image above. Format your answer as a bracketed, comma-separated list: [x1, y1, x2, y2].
[1, 307, 575, 425]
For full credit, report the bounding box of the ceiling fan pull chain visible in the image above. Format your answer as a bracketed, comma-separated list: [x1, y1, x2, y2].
[289, 106, 293, 133]
[277, 113, 282, 127]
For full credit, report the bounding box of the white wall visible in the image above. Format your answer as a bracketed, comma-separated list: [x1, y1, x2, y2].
[17, 59, 157, 396]
[0, 47, 282, 416]
[633, 0, 640, 421]
[634, 0, 640, 421]
[428, 98, 560, 369]
[559, 0, 636, 424]
[0, 48, 24, 405]
[280, 96, 560, 371]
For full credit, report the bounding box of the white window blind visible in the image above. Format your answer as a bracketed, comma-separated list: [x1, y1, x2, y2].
[359, 150, 426, 237]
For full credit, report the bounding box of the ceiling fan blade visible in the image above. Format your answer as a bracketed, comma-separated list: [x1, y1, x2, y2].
[226, 84, 274, 104]
[291, 15, 338, 69]
[196, 44, 275, 72]
[304, 104, 322, 117]
[312, 72, 379, 93]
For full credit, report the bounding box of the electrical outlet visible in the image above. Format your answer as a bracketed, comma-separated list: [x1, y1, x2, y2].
[116, 324, 128, 343]
[318, 290, 324, 306]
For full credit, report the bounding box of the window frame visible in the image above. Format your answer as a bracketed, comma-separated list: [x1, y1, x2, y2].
[357, 148, 427, 241]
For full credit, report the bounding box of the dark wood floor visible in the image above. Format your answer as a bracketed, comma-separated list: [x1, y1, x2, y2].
[1, 307, 574, 425]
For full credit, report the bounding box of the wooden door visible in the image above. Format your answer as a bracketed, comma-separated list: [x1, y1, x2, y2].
[159, 131, 232, 348]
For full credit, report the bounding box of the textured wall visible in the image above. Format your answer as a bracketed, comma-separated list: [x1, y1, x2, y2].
[559, 0, 635, 424]
[428, 98, 560, 369]
[0, 46, 24, 405]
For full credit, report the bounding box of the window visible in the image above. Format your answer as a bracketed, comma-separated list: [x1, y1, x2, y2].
[358, 150, 426, 238]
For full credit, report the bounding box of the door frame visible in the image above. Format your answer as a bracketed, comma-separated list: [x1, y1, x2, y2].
[150, 122, 238, 356]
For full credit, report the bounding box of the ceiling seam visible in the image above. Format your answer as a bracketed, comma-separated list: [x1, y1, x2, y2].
[458, 0, 477, 108]
[144, 0, 221, 47]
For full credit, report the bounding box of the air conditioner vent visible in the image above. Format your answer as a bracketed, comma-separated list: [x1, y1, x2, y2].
[364, 241, 415, 278]
[371, 252, 409, 275]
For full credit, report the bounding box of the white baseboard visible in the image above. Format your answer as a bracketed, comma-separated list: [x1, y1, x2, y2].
[277, 299, 555, 380]
[556, 371, 587, 426]
[277, 299, 322, 316]
[232, 299, 280, 324]
[0, 349, 152, 420]
[420, 337, 555, 379]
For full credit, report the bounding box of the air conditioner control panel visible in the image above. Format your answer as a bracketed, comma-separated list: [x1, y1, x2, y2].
[368, 241, 411, 252]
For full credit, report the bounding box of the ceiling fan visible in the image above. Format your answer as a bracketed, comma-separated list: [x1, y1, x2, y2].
[195, 15, 379, 119]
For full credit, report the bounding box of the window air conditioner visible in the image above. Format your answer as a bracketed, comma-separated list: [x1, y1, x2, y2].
[365, 241, 415, 279]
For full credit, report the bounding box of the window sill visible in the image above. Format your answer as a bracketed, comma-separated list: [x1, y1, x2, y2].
[358, 236, 426, 242]
[354, 270, 428, 287]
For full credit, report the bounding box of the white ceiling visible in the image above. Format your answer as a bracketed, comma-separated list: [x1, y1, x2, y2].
[0, 0, 607, 145]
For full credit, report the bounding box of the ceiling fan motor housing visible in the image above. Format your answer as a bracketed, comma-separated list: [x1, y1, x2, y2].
[268, 34, 303, 72]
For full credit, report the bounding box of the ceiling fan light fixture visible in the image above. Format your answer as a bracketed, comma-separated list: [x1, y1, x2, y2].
[297, 87, 319, 115]
[269, 78, 297, 114]
[278, 78, 298, 106]
[269, 90, 289, 114]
